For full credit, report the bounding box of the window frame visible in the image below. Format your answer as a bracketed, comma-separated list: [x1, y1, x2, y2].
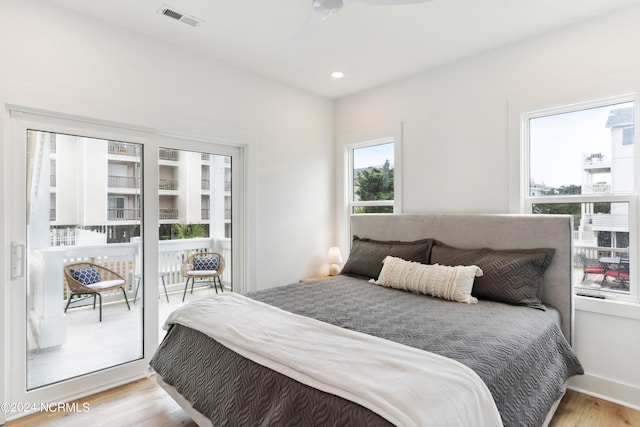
[521, 94, 639, 302]
[346, 138, 400, 216]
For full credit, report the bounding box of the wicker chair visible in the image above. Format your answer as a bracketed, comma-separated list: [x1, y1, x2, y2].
[181, 252, 225, 302]
[63, 262, 131, 321]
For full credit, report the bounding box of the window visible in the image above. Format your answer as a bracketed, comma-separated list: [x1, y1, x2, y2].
[108, 195, 126, 219]
[623, 127, 635, 146]
[523, 96, 637, 300]
[347, 140, 397, 215]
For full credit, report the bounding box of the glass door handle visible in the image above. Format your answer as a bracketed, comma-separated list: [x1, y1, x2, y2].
[11, 241, 25, 279]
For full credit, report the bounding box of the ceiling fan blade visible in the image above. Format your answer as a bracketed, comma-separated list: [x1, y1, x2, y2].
[290, 8, 327, 48]
[349, 0, 432, 5]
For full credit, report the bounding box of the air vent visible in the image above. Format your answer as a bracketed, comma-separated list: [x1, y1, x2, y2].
[161, 8, 183, 21]
[158, 5, 201, 27]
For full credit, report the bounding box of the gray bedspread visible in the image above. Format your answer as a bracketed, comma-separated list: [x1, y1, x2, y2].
[151, 275, 583, 427]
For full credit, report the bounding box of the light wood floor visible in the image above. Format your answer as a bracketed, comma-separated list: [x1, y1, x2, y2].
[4, 376, 639, 426]
[549, 389, 640, 427]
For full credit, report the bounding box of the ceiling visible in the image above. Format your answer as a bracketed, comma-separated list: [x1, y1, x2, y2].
[48, 0, 638, 99]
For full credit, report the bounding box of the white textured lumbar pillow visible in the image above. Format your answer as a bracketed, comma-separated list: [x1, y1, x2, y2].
[370, 256, 482, 304]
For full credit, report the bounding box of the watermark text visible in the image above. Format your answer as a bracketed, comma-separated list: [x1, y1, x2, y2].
[1, 401, 90, 414]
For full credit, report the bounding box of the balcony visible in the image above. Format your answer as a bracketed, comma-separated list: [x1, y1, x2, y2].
[108, 142, 139, 157]
[107, 208, 181, 221]
[28, 282, 220, 389]
[30, 237, 230, 343]
[573, 244, 630, 295]
[108, 175, 140, 189]
[159, 178, 179, 191]
[588, 213, 629, 231]
[27, 237, 231, 388]
[583, 151, 611, 173]
[159, 148, 179, 161]
[583, 183, 611, 194]
[108, 208, 141, 221]
[159, 208, 179, 220]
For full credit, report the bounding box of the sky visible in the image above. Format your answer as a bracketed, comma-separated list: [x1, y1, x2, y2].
[353, 142, 394, 170]
[529, 101, 633, 188]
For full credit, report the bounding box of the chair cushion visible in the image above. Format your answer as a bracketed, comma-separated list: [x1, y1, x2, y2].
[194, 256, 219, 271]
[70, 266, 101, 285]
[187, 270, 217, 276]
[88, 279, 125, 290]
[584, 266, 604, 274]
[605, 270, 629, 279]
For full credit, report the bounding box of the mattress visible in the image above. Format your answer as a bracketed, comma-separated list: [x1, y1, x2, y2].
[150, 275, 583, 426]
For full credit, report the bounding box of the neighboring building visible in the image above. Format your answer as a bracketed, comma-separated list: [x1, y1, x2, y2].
[46, 134, 231, 246]
[530, 180, 553, 196]
[577, 107, 634, 254]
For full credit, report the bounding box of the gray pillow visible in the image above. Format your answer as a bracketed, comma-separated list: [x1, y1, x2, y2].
[430, 241, 555, 310]
[340, 236, 433, 279]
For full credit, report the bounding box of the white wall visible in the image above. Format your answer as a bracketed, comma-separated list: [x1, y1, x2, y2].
[335, 4, 640, 409]
[0, 0, 335, 291]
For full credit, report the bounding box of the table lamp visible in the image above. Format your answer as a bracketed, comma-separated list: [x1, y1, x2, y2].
[328, 247, 343, 276]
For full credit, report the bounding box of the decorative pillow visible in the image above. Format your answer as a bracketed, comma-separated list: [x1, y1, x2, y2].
[340, 236, 433, 279]
[430, 241, 555, 309]
[70, 266, 102, 285]
[194, 256, 219, 271]
[370, 256, 482, 304]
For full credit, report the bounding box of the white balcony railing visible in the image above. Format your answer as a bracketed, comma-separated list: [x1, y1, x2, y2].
[574, 244, 629, 263]
[159, 148, 179, 161]
[583, 183, 611, 194]
[108, 141, 139, 157]
[159, 178, 179, 190]
[108, 175, 140, 189]
[154, 237, 232, 293]
[588, 213, 629, 230]
[583, 151, 612, 170]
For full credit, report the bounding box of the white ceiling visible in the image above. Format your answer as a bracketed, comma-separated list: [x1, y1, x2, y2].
[49, 0, 638, 99]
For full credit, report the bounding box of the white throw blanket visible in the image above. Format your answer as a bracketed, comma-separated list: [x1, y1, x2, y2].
[164, 293, 502, 427]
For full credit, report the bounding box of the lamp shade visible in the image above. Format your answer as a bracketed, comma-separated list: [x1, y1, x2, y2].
[327, 247, 343, 264]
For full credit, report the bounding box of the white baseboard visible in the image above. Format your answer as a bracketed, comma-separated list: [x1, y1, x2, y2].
[569, 373, 640, 410]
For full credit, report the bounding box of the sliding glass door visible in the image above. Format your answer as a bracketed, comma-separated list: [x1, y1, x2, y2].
[154, 142, 238, 340]
[7, 110, 156, 415]
[4, 111, 245, 421]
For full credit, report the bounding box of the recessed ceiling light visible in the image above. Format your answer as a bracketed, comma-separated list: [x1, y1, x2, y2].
[331, 71, 344, 79]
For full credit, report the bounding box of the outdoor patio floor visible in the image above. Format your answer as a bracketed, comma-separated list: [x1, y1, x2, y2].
[27, 284, 222, 390]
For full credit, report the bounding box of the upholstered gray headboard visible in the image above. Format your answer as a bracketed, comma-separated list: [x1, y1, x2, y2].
[350, 213, 574, 343]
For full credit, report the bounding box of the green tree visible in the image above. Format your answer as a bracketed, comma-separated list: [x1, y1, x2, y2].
[556, 184, 582, 195]
[355, 159, 394, 202]
[542, 184, 582, 196]
[171, 223, 206, 239]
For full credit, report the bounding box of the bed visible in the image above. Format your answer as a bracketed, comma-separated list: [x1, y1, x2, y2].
[150, 213, 584, 427]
